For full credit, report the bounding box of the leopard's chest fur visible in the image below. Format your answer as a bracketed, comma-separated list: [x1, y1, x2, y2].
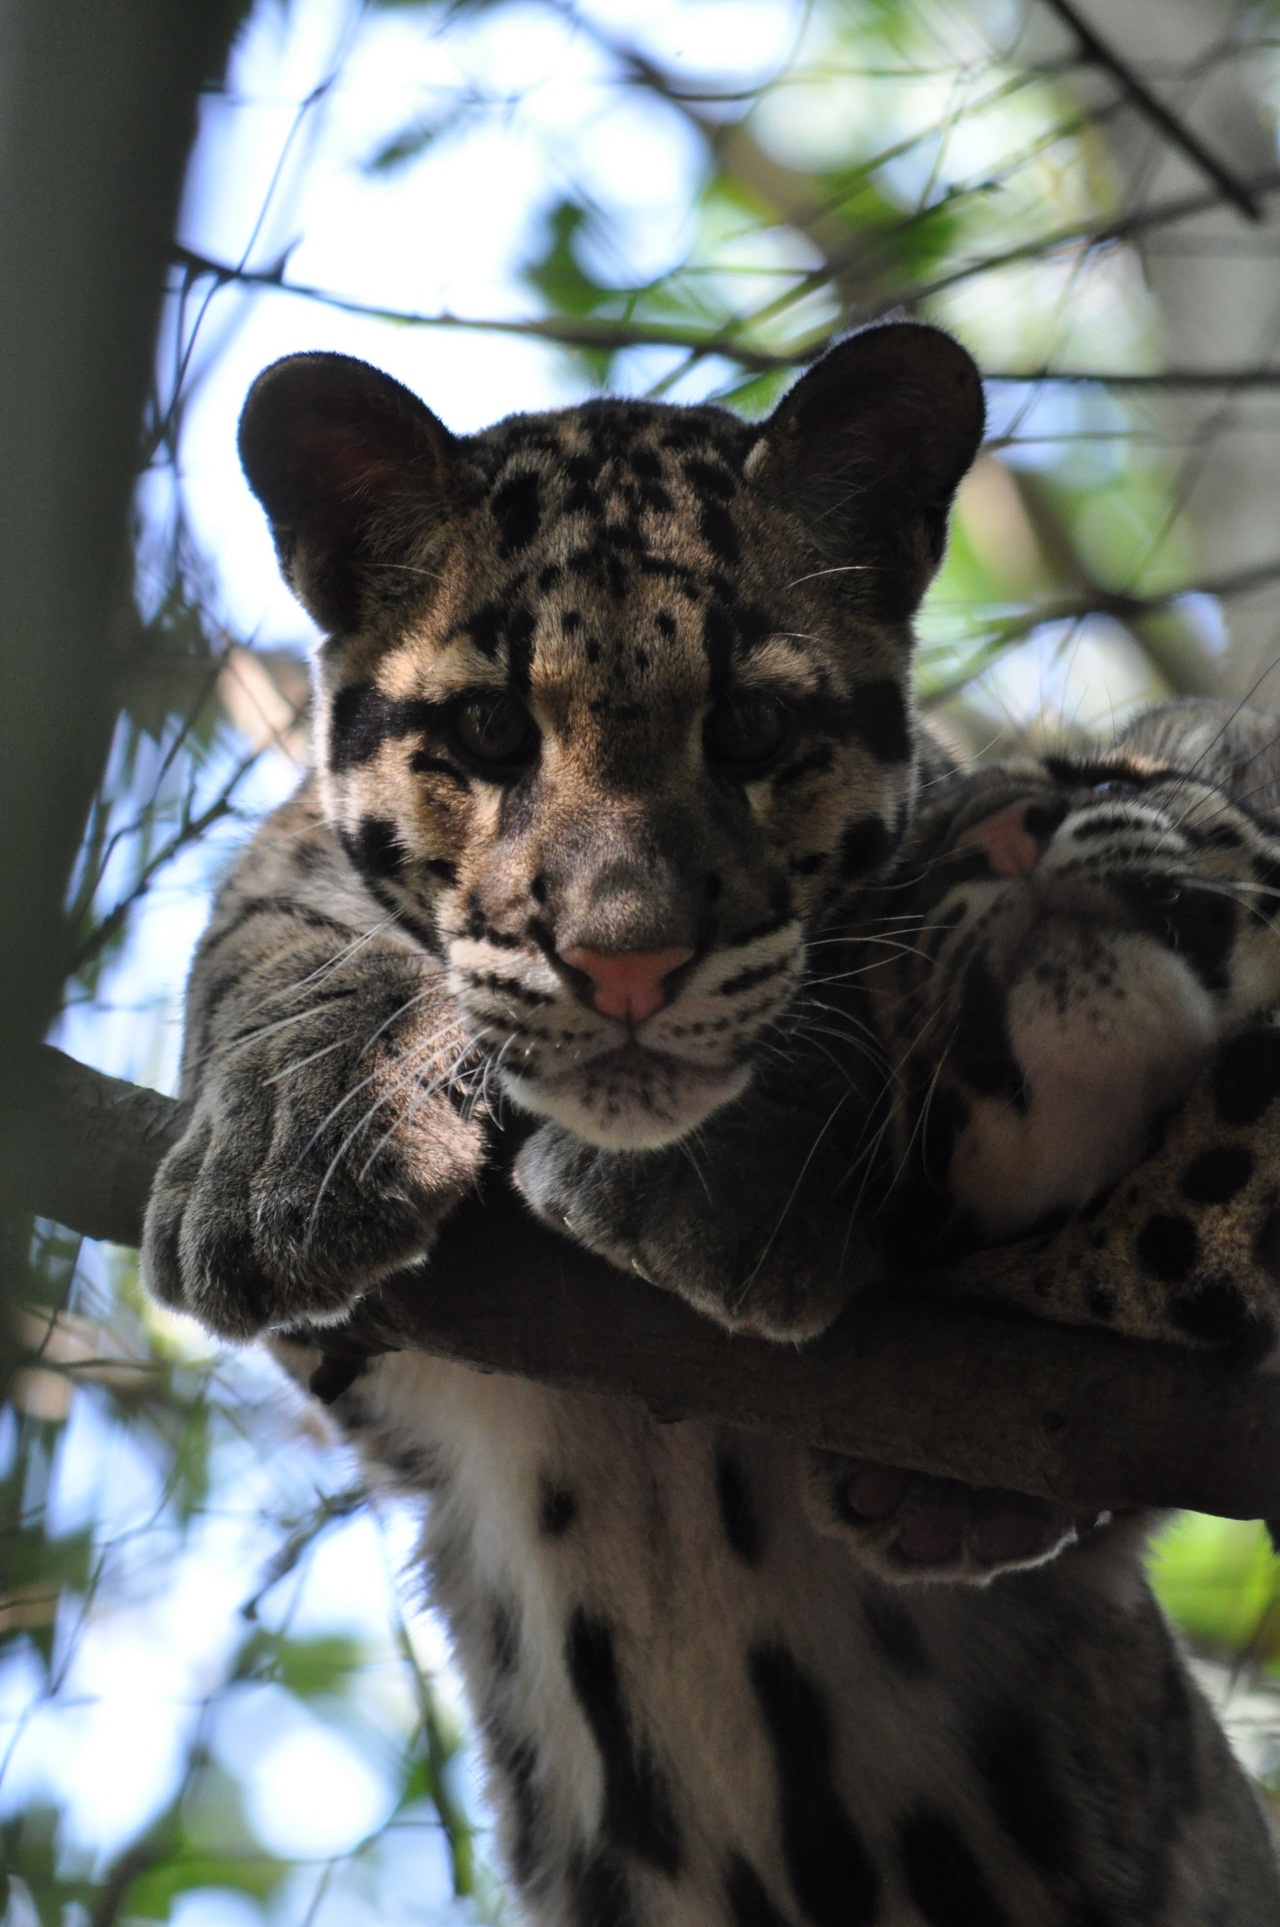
[292, 1346, 1274, 1927]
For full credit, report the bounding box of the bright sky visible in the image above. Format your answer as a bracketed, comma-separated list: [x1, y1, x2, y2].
[163, 0, 803, 650]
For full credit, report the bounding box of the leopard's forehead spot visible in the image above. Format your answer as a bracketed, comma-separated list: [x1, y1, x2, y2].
[377, 402, 825, 717]
[322, 393, 882, 740]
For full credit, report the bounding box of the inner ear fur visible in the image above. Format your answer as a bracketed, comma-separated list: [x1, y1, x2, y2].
[756, 321, 985, 621]
[238, 352, 477, 635]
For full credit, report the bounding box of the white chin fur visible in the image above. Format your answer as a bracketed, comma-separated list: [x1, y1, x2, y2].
[501, 1059, 751, 1150]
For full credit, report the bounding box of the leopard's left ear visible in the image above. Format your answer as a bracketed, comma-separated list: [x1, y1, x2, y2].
[239, 352, 483, 636]
[750, 322, 984, 621]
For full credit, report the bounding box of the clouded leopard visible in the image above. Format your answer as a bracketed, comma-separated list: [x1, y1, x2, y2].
[144, 326, 1280, 1923]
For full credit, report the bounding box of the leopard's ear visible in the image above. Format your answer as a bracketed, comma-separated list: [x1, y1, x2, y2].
[238, 352, 481, 634]
[750, 322, 984, 622]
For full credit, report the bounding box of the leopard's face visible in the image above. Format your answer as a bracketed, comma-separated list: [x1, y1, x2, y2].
[238, 330, 983, 1148]
[875, 718, 1280, 1245]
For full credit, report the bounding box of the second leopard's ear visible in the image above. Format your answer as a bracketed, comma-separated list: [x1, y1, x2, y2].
[238, 352, 481, 635]
[750, 321, 984, 622]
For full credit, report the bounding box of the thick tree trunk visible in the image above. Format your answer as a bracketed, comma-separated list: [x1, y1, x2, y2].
[0, 0, 247, 1390]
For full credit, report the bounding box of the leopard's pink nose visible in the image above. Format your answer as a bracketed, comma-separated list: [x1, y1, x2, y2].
[560, 946, 694, 1025]
[956, 799, 1044, 879]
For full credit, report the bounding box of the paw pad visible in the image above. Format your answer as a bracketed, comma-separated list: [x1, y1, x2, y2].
[815, 1454, 1087, 1582]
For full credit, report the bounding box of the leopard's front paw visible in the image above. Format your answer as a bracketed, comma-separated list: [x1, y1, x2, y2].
[143, 1005, 486, 1341]
[804, 1450, 1090, 1583]
[515, 1122, 855, 1340]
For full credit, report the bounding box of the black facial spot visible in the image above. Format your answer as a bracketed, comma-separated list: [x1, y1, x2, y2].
[539, 1479, 579, 1538]
[530, 874, 548, 905]
[970, 1701, 1075, 1879]
[848, 679, 910, 765]
[539, 561, 563, 591]
[468, 604, 504, 656]
[355, 816, 407, 879]
[562, 609, 582, 633]
[337, 839, 440, 957]
[491, 468, 542, 555]
[837, 814, 893, 881]
[897, 1805, 1011, 1927]
[585, 639, 601, 665]
[685, 455, 736, 500]
[861, 1588, 931, 1679]
[1135, 1214, 1199, 1285]
[1171, 1282, 1274, 1360]
[789, 851, 828, 877]
[954, 960, 1027, 1106]
[700, 499, 741, 565]
[703, 602, 736, 693]
[1023, 797, 1069, 842]
[748, 1644, 881, 1926]
[1213, 1026, 1280, 1126]
[566, 1611, 682, 1875]
[1115, 877, 1236, 992]
[716, 1452, 763, 1565]
[724, 1853, 795, 1927]
[655, 610, 677, 639]
[505, 606, 537, 694]
[1179, 1143, 1254, 1206]
[717, 955, 794, 998]
[1066, 809, 1142, 843]
[425, 857, 458, 883]
[329, 683, 450, 773]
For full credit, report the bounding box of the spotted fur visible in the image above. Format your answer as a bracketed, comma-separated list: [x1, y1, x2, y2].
[143, 336, 1280, 1920]
[871, 699, 1280, 1360]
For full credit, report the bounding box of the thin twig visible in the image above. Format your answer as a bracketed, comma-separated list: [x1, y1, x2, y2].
[1040, 0, 1261, 220]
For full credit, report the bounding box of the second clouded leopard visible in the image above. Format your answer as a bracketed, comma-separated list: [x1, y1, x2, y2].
[144, 328, 1280, 1923]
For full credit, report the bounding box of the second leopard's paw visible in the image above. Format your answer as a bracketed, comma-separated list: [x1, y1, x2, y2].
[804, 1450, 1093, 1583]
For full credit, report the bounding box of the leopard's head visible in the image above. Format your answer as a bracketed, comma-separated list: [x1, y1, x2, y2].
[871, 701, 1280, 1247]
[238, 325, 982, 1148]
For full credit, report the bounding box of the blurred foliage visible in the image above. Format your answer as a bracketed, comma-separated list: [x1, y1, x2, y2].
[8, 0, 1280, 1919]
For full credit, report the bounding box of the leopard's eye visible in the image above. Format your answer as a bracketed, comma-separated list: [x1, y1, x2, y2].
[448, 692, 540, 774]
[704, 690, 791, 777]
[1091, 778, 1139, 798]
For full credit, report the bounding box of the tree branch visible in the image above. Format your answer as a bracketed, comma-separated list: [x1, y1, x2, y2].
[1040, 0, 1262, 221]
[173, 246, 1280, 389]
[17, 1047, 1280, 1521]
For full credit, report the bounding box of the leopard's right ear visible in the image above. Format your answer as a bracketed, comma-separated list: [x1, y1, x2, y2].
[238, 353, 481, 635]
